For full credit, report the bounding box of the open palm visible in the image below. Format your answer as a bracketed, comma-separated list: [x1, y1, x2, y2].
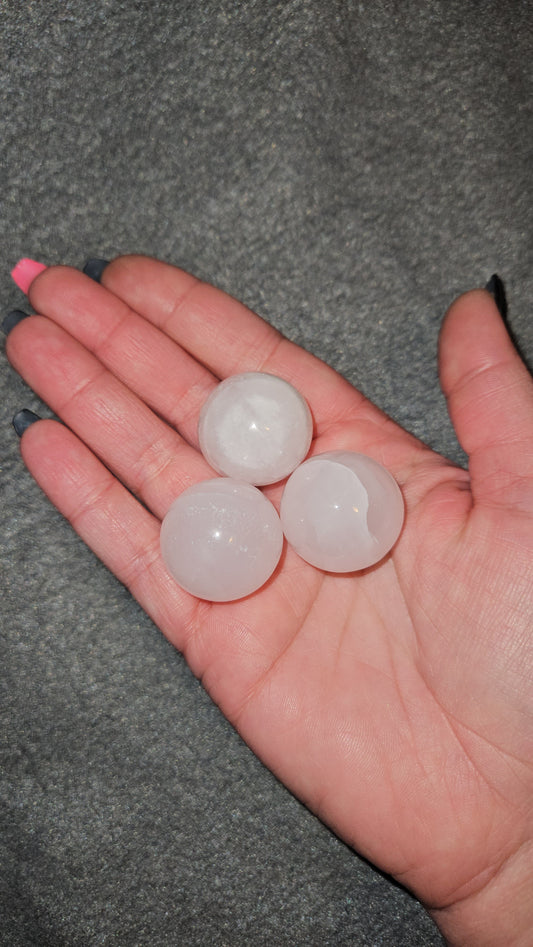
[7, 257, 533, 946]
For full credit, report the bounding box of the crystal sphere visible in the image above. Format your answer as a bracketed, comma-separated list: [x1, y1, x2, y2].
[280, 451, 404, 572]
[160, 478, 283, 601]
[198, 372, 313, 486]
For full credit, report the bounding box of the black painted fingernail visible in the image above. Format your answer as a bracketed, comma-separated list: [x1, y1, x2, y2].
[2, 309, 31, 335]
[12, 409, 41, 436]
[485, 274, 508, 321]
[83, 258, 109, 283]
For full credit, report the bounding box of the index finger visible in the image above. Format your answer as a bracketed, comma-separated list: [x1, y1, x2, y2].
[100, 255, 391, 437]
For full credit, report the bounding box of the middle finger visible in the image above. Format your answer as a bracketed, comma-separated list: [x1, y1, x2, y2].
[23, 265, 221, 448]
[6, 315, 214, 518]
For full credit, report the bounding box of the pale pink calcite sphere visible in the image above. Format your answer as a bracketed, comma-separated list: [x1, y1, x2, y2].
[280, 451, 404, 572]
[198, 372, 313, 486]
[160, 478, 283, 601]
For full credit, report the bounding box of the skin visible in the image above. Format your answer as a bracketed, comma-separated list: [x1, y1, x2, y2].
[6, 256, 533, 945]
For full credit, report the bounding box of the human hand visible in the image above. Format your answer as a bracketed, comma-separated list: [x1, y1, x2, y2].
[6, 256, 533, 946]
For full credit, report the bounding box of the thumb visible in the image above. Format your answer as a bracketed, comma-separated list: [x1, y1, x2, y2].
[439, 280, 533, 512]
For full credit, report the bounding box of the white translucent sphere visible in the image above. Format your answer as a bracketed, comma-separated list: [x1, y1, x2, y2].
[280, 451, 404, 572]
[198, 372, 313, 485]
[160, 479, 283, 601]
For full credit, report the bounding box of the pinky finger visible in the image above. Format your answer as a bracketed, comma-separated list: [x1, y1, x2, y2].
[16, 416, 200, 650]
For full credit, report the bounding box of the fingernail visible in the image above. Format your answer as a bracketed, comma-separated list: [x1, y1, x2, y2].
[83, 258, 109, 282]
[12, 409, 41, 437]
[11, 258, 47, 294]
[2, 309, 31, 335]
[485, 274, 508, 321]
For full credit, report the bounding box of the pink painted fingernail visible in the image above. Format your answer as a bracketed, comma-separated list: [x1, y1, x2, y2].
[10, 258, 48, 294]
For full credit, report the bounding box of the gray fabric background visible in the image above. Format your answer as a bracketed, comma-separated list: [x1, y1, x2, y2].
[1, 1, 532, 944]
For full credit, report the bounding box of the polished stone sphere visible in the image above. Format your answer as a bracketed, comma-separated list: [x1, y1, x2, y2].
[198, 372, 313, 485]
[160, 478, 283, 601]
[280, 451, 404, 572]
